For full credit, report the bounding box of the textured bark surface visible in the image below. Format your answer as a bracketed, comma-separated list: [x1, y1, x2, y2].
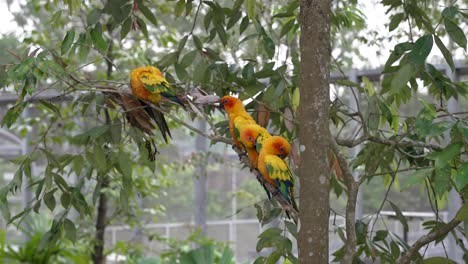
[298, 0, 331, 262]
[92, 177, 109, 264]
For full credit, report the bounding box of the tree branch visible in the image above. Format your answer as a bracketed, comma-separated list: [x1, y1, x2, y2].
[399, 218, 461, 264]
[335, 133, 441, 150]
[330, 138, 357, 264]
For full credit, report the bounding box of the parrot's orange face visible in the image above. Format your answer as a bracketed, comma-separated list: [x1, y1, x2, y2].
[240, 127, 259, 148]
[266, 136, 291, 159]
[220, 96, 242, 113]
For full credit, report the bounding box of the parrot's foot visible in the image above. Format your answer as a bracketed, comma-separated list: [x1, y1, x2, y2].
[237, 152, 247, 160]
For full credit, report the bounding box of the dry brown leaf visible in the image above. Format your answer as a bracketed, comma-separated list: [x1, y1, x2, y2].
[257, 103, 270, 127]
[328, 151, 343, 180]
[284, 107, 295, 132]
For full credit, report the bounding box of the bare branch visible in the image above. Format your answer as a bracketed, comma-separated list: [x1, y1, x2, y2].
[399, 218, 461, 264]
[330, 138, 357, 264]
[335, 133, 441, 150]
[358, 166, 432, 185]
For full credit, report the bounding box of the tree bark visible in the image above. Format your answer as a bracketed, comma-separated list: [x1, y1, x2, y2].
[298, 0, 331, 262]
[92, 177, 109, 264]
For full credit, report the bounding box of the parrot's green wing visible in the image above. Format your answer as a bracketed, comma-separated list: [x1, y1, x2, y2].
[265, 155, 295, 204]
[139, 72, 170, 94]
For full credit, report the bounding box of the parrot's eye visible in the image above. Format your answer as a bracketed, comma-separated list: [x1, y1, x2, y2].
[248, 136, 253, 141]
[223, 99, 228, 104]
[279, 146, 284, 152]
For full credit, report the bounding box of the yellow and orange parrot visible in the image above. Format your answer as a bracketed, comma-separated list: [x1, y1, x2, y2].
[130, 66, 184, 142]
[219, 96, 256, 151]
[258, 136, 298, 212]
[238, 124, 271, 169]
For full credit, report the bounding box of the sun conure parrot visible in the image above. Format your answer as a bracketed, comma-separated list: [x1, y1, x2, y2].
[219, 96, 256, 151]
[258, 136, 298, 213]
[238, 124, 271, 169]
[238, 123, 274, 199]
[130, 66, 185, 143]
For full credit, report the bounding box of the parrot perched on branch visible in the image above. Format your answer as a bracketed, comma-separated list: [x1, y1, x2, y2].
[130, 66, 185, 143]
[219, 96, 256, 151]
[258, 136, 298, 213]
[239, 124, 271, 169]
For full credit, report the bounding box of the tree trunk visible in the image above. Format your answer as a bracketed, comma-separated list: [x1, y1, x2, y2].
[298, 0, 331, 262]
[93, 177, 109, 264]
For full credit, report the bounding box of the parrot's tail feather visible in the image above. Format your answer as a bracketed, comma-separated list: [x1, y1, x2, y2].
[160, 92, 187, 110]
[140, 99, 172, 143]
[261, 183, 272, 200]
[153, 110, 172, 143]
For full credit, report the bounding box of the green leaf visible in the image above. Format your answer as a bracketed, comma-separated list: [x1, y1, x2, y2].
[136, 16, 149, 38]
[391, 63, 415, 91]
[441, 6, 458, 20]
[246, 0, 256, 20]
[445, 18, 467, 49]
[39, 60, 66, 75]
[87, 9, 101, 25]
[93, 145, 107, 172]
[139, 4, 158, 26]
[190, 244, 214, 264]
[118, 152, 132, 178]
[456, 162, 468, 190]
[219, 246, 234, 264]
[239, 16, 249, 34]
[77, 32, 91, 62]
[389, 201, 408, 233]
[227, 11, 242, 30]
[434, 35, 455, 72]
[1, 102, 26, 128]
[428, 142, 462, 168]
[265, 251, 282, 264]
[63, 218, 77, 242]
[421, 257, 456, 264]
[61, 192, 71, 208]
[61, 29, 75, 55]
[456, 204, 468, 221]
[402, 168, 432, 189]
[44, 191, 56, 211]
[180, 50, 198, 67]
[178, 35, 188, 53]
[193, 35, 203, 50]
[263, 36, 275, 59]
[53, 173, 69, 191]
[389, 13, 404, 32]
[90, 25, 108, 52]
[0, 187, 10, 222]
[409, 34, 433, 65]
[285, 221, 297, 238]
[216, 25, 227, 46]
[280, 20, 295, 38]
[373, 230, 388, 241]
[390, 240, 400, 259]
[242, 63, 254, 81]
[120, 18, 132, 40]
[175, 63, 188, 80]
[175, 0, 185, 17]
[434, 166, 451, 197]
[39, 99, 62, 118]
[158, 52, 179, 69]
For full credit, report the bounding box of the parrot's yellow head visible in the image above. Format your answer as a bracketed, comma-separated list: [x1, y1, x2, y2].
[131, 66, 164, 80]
[240, 124, 262, 148]
[263, 136, 291, 159]
[220, 96, 244, 114]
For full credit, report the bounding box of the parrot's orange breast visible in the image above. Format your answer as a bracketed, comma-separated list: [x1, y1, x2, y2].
[131, 78, 150, 100]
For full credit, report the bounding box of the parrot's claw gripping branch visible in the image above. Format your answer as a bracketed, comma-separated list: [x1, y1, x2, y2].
[232, 145, 299, 222]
